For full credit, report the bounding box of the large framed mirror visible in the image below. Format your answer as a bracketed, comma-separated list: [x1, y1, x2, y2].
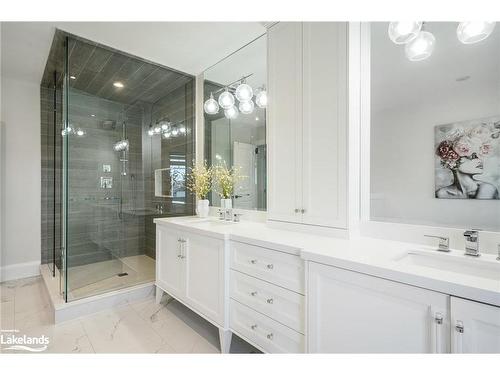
[203, 34, 267, 211]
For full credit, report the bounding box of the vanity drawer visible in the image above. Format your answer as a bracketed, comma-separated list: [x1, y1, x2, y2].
[230, 241, 304, 293]
[230, 270, 305, 333]
[230, 299, 305, 353]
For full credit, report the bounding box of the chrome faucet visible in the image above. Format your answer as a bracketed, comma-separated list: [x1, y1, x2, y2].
[463, 230, 480, 257]
[424, 235, 450, 252]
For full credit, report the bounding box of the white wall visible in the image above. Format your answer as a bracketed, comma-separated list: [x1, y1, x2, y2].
[0, 76, 41, 281]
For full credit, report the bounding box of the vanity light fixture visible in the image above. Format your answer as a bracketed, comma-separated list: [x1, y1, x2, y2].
[224, 105, 239, 119]
[388, 22, 422, 44]
[239, 99, 255, 114]
[457, 22, 496, 44]
[204, 93, 219, 115]
[113, 81, 125, 88]
[235, 78, 253, 102]
[255, 86, 268, 108]
[405, 29, 436, 61]
[218, 88, 235, 110]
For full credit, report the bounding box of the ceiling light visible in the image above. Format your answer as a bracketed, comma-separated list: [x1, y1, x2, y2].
[235, 80, 253, 102]
[224, 105, 239, 120]
[204, 93, 219, 114]
[239, 100, 255, 115]
[113, 81, 124, 88]
[255, 87, 268, 108]
[457, 22, 496, 44]
[405, 31, 435, 61]
[255, 117, 259, 121]
[70, 75, 76, 80]
[388, 22, 422, 44]
[90, 114, 96, 117]
[218, 88, 235, 110]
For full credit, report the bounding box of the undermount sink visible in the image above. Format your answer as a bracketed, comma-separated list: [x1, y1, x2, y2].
[395, 249, 500, 281]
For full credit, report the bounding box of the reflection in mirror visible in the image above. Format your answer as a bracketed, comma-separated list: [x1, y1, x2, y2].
[204, 34, 267, 211]
[370, 22, 500, 231]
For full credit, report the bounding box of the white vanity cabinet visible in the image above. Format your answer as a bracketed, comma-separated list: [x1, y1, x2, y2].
[307, 262, 450, 353]
[155, 224, 230, 351]
[451, 297, 500, 353]
[267, 22, 348, 229]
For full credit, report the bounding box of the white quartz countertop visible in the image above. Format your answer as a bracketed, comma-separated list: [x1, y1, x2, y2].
[154, 216, 500, 307]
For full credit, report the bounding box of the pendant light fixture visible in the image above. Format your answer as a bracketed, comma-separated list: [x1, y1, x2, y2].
[224, 105, 239, 119]
[388, 22, 422, 44]
[405, 28, 435, 61]
[235, 78, 253, 102]
[457, 22, 496, 44]
[255, 86, 268, 108]
[204, 93, 219, 115]
[239, 99, 255, 114]
[218, 88, 235, 110]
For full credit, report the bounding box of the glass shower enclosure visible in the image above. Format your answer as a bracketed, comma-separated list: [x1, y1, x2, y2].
[41, 30, 195, 302]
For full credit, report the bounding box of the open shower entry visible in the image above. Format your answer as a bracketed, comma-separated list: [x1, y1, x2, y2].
[41, 30, 195, 302]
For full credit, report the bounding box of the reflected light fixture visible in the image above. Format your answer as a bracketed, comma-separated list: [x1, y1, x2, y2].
[113, 81, 124, 88]
[204, 93, 219, 114]
[224, 105, 239, 119]
[239, 100, 254, 115]
[255, 87, 268, 108]
[457, 22, 496, 44]
[218, 88, 235, 110]
[70, 75, 76, 80]
[405, 30, 435, 61]
[235, 79, 253, 102]
[388, 22, 422, 44]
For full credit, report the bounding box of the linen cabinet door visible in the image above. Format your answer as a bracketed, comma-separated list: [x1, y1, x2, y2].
[267, 22, 303, 224]
[301, 22, 348, 229]
[183, 232, 225, 326]
[307, 262, 450, 353]
[451, 297, 500, 353]
[156, 226, 185, 298]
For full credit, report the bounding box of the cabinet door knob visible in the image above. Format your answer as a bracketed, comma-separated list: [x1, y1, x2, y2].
[434, 313, 443, 325]
[267, 264, 274, 270]
[455, 321, 464, 334]
[294, 208, 300, 213]
[266, 298, 274, 304]
[250, 291, 257, 296]
[301, 208, 306, 214]
[251, 324, 258, 330]
[250, 259, 257, 264]
[266, 333, 273, 340]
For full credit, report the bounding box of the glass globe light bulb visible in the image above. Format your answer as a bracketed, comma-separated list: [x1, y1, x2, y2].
[235, 81, 253, 102]
[405, 31, 435, 61]
[163, 132, 171, 139]
[457, 22, 496, 44]
[239, 99, 255, 114]
[179, 125, 186, 134]
[218, 89, 235, 110]
[76, 128, 85, 137]
[204, 93, 219, 114]
[255, 88, 268, 108]
[148, 128, 154, 136]
[161, 121, 170, 131]
[154, 125, 162, 134]
[388, 22, 422, 44]
[171, 128, 179, 136]
[224, 105, 239, 120]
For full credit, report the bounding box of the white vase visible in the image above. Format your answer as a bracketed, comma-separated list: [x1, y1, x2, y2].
[221, 198, 232, 210]
[196, 199, 210, 218]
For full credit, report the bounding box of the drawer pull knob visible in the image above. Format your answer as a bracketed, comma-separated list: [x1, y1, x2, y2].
[267, 264, 274, 270]
[250, 259, 257, 264]
[266, 298, 274, 304]
[250, 291, 257, 296]
[251, 324, 258, 330]
[267, 333, 273, 340]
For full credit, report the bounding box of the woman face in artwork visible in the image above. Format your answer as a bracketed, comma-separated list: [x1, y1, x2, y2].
[457, 153, 484, 175]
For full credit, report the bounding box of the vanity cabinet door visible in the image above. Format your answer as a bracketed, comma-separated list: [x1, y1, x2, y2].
[301, 22, 348, 229]
[267, 22, 303, 224]
[183, 232, 226, 326]
[307, 262, 450, 353]
[451, 297, 500, 353]
[156, 226, 185, 298]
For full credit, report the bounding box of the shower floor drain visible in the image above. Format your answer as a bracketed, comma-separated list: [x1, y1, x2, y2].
[117, 272, 129, 277]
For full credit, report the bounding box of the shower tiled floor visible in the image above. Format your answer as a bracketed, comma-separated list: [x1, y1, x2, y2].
[68, 254, 156, 300]
[0, 276, 259, 354]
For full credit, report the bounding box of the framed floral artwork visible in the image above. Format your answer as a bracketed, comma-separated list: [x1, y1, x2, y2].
[435, 116, 500, 199]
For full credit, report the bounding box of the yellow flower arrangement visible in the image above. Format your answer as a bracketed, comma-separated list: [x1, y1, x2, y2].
[186, 161, 212, 200]
[213, 162, 245, 199]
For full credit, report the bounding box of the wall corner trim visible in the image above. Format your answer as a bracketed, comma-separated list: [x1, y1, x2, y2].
[0, 260, 41, 282]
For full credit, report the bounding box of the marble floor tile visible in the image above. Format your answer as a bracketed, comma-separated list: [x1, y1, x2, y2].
[0, 300, 15, 330]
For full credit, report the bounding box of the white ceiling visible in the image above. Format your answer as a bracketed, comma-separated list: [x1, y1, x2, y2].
[0, 22, 267, 83]
[371, 22, 500, 112]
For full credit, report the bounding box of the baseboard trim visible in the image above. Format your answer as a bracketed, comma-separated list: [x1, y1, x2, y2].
[0, 260, 41, 282]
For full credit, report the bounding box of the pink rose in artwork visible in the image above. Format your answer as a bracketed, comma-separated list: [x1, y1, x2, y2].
[480, 143, 492, 156]
[453, 137, 473, 157]
[436, 141, 452, 158]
